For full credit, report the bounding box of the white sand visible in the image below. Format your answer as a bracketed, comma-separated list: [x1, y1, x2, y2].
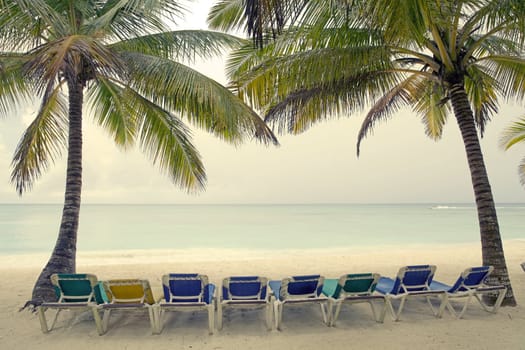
[1, 240, 524, 349]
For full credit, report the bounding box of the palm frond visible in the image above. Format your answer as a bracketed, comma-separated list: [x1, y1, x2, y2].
[110, 30, 247, 62]
[86, 77, 138, 149]
[0, 52, 34, 116]
[10, 80, 67, 194]
[121, 52, 278, 145]
[500, 116, 525, 150]
[207, 0, 246, 33]
[477, 55, 525, 100]
[464, 64, 499, 136]
[88, 0, 187, 41]
[412, 79, 449, 140]
[123, 86, 207, 192]
[357, 74, 421, 156]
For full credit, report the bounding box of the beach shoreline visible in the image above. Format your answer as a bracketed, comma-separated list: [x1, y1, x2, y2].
[1, 240, 524, 349]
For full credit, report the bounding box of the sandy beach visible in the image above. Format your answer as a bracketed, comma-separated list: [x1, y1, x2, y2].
[1, 240, 524, 349]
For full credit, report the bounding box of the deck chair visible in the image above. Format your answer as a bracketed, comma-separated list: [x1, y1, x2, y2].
[430, 266, 507, 318]
[375, 265, 446, 321]
[269, 275, 328, 330]
[97, 279, 156, 335]
[37, 273, 104, 333]
[322, 273, 385, 326]
[156, 273, 216, 334]
[217, 276, 272, 330]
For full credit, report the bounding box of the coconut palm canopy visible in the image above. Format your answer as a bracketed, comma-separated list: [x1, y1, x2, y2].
[208, 0, 525, 305]
[0, 0, 277, 305]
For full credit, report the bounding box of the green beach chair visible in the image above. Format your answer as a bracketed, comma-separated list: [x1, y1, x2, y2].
[322, 273, 385, 326]
[37, 273, 104, 333]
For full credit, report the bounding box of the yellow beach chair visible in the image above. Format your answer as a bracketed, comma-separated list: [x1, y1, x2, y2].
[96, 279, 156, 335]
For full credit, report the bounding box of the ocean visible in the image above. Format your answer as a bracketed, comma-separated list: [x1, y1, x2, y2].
[0, 203, 523, 254]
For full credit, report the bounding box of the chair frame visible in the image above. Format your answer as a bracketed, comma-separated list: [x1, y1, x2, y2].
[432, 266, 507, 319]
[325, 273, 386, 326]
[156, 273, 216, 334]
[37, 273, 103, 333]
[271, 275, 329, 330]
[217, 276, 273, 331]
[376, 265, 447, 321]
[96, 279, 156, 335]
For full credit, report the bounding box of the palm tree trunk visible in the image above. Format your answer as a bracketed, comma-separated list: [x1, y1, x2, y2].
[449, 82, 516, 306]
[29, 80, 84, 306]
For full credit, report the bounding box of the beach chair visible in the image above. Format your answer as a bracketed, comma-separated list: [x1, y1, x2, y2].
[322, 273, 385, 326]
[96, 279, 156, 335]
[156, 273, 216, 334]
[269, 275, 328, 330]
[375, 265, 446, 321]
[521, 262, 525, 272]
[37, 273, 104, 333]
[217, 276, 272, 330]
[429, 266, 507, 318]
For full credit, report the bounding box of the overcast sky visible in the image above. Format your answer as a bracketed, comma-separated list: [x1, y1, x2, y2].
[0, 0, 524, 205]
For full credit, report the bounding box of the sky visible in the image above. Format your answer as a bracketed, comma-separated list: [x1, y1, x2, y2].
[0, 0, 524, 205]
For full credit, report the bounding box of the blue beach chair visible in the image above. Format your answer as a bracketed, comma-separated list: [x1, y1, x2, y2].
[218, 276, 272, 330]
[269, 275, 328, 330]
[430, 266, 507, 318]
[322, 273, 385, 326]
[375, 265, 446, 321]
[156, 273, 216, 334]
[37, 273, 104, 333]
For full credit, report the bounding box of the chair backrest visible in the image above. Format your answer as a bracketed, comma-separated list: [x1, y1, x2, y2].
[280, 275, 324, 300]
[162, 273, 213, 304]
[103, 279, 155, 304]
[222, 276, 268, 301]
[390, 265, 436, 295]
[334, 273, 380, 299]
[51, 273, 99, 303]
[448, 266, 493, 293]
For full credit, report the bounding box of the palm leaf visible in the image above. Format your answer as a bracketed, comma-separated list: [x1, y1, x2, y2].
[121, 52, 277, 145]
[10, 80, 67, 194]
[110, 30, 247, 62]
[123, 87, 207, 191]
[86, 77, 138, 149]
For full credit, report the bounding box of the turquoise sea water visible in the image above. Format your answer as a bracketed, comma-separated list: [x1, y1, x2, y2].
[0, 203, 523, 254]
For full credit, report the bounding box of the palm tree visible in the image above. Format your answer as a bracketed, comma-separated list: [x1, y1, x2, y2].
[208, 0, 525, 305]
[0, 0, 277, 307]
[501, 116, 525, 186]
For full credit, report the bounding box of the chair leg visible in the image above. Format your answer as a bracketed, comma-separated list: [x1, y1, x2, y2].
[91, 306, 105, 336]
[217, 302, 223, 330]
[436, 294, 448, 318]
[37, 306, 50, 333]
[332, 300, 343, 327]
[265, 304, 273, 331]
[275, 302, 283, 330]
[320, 301, 329, 325]
[208, 305, 215, 335]
[102, 309, 111, 334]
[147, 306, 157, 335]
[391, 296, 406, 321]
[368, 300, 382, 323]
[491, 288, 507, 314]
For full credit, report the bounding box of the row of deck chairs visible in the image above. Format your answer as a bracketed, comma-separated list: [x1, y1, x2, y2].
[37, 265, 507, 335]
